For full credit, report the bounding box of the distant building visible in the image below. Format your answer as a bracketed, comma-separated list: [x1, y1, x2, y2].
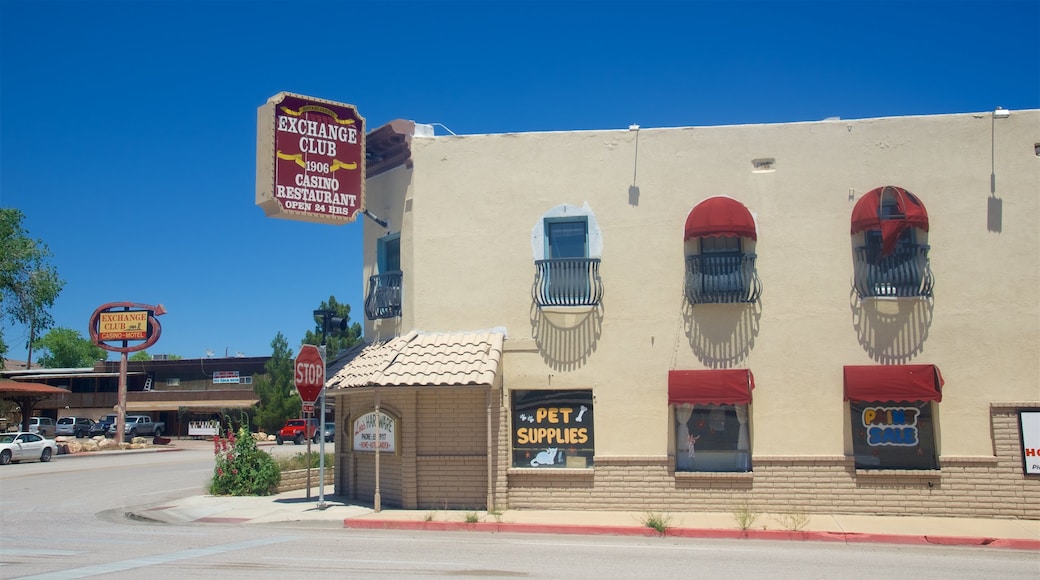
[1, 356, 268, 436]
[328, 109, 1039, 519]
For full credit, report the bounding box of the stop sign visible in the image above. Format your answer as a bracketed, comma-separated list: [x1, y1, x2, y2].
[294, 344, 325, 404]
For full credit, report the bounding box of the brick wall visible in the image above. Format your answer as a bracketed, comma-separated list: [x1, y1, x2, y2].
[335, 389, 1037, 519]
[335, 387, 494, 509]
[276, 467, 334, 494]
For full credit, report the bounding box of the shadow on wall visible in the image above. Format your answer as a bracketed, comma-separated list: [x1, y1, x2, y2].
[849, 289, 933, 364]
[530, 303, 604, 372]
[683, 296, 761, 368]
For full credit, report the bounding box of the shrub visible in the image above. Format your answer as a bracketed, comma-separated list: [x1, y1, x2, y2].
[209, 426, 280, 496]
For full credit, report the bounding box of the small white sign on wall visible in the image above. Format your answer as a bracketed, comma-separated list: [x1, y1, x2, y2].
[353, 411, 396, 453]
[1020, 410, 1040, 476]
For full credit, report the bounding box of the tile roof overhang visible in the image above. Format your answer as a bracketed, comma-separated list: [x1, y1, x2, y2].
[326, 330, 504, 391]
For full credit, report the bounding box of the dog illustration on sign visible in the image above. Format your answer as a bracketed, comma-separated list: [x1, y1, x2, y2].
[530, 447, 559, 466]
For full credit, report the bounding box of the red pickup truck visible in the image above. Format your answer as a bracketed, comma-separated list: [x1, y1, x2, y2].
[276, 418, 320, 445]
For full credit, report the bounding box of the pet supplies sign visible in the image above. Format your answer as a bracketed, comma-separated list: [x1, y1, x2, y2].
[512, 390, 595, 468]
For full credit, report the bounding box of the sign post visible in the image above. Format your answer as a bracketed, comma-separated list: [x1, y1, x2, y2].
[89, 302, 166, 443]
[294, 344, 325, 501]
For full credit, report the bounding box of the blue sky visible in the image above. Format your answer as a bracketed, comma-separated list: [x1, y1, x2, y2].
[1, 0, 1037, 363]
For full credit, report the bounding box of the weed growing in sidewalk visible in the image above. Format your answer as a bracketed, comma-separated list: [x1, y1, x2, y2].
[771, 510, 810, 531]
[464, 512, 480, 524]
[423, 511, 437, 522]
[731, 499, 759, 530]
[641, 511, 672, 535]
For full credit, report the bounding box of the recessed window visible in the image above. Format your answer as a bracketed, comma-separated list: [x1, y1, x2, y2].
[850, 401, 938, 470]
[850, 186, 933, 299]
[844, 364, 943, 470]
[367, 233, 403, 319]
[669, 369, 754, 472]
[683, 197, 761, 304]
[532, 205, 604, 308]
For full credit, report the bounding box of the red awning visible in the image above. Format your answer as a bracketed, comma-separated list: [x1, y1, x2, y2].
[668, 369, 755, 405]
[843, 365, 943, 403]
[684, 197, 758, 241]
[850, 186, 930, 257]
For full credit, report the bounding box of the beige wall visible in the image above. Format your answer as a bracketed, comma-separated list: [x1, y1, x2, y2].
[363, 111, 1039, 466]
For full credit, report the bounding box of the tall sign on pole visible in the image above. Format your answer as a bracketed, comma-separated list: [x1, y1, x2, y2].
[89, 302, 166, 443]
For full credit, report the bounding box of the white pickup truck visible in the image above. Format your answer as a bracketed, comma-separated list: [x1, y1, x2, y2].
[108, 415, 166, 439]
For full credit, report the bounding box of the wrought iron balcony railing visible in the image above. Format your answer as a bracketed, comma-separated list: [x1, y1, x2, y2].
[684, 253, 762, 305]
[853, 245, 933, 299]
[365, 271, 402, 319]
[534, 258, 604, 307]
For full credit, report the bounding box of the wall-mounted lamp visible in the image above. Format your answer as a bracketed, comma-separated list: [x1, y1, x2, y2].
[994, 107, 1010, 119]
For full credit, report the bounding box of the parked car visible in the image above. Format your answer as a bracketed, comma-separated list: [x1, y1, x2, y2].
[56, 417, 95, 438]
[90, 414, 117, 437]
[0, 432, 57, 465]
[323, 422, 335, 443]
[28, 417, 56, 438]
[276, 418, 320, 445]
[108, 415, 165, 440]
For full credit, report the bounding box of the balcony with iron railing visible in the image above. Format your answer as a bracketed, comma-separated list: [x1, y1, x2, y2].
[684, 253, 762, 305]
[853, 244, 934, 299]
[534, 258, 604, 307]
[365, 271, 402, 319]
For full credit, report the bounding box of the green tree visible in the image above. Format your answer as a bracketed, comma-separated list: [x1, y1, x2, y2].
[0, 209, 64, 362]
[303, 295, 362, 360]
[33, 327, 107, 368]
[252, 332, 299, 433]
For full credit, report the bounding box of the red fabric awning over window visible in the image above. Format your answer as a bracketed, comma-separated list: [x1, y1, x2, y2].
[843, 365, 943, 403]
[668, 369, 755, 405]
[850, 186, 930, 257]
[684, 197, 758, 241]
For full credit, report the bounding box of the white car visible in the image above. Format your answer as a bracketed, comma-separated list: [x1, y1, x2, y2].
[0, 432, 57, 465]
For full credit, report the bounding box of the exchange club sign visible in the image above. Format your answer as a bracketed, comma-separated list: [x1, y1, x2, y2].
[256, 92, 365, 225]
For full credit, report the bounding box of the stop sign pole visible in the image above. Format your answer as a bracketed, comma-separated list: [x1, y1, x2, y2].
[294, 344, 325, 501]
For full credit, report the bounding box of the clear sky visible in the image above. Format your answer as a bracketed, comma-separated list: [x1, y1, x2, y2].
[1, 0, 1037, 363]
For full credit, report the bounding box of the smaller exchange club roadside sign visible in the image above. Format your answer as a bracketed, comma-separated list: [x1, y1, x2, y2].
[294, 344, 325, 408]
[256, 92, 366, 225]
[88, 302, 166, 353]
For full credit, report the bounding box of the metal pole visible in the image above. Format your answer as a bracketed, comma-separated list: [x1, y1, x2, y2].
[116, 350, 128, 443]
[374, 388, 381, 513]
[318, 345, 327, 509]
[306, 409, 312, 500]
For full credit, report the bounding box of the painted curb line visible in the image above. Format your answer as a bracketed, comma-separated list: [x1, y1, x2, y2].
[340, 519, 1040, 550]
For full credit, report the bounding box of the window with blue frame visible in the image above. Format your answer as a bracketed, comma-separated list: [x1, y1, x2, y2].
[378, 234, 401, 273]
[542, 218, 590, 303]
[367, 233, 402, 319]
[546, 218, 588, 260]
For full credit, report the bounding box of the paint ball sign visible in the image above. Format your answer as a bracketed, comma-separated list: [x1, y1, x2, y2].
[256, 92, 365, 225]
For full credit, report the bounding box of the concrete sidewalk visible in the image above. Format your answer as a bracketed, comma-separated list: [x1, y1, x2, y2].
[129, 486, 1040, 550]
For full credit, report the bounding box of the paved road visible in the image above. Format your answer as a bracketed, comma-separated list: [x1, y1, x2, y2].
[1, 446, 1037, 579]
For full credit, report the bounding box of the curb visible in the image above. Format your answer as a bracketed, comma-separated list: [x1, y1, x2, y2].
[340, 519, 1040, 550]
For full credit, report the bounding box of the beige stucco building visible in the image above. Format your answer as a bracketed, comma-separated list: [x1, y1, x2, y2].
[328, 110, 1040, 519]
